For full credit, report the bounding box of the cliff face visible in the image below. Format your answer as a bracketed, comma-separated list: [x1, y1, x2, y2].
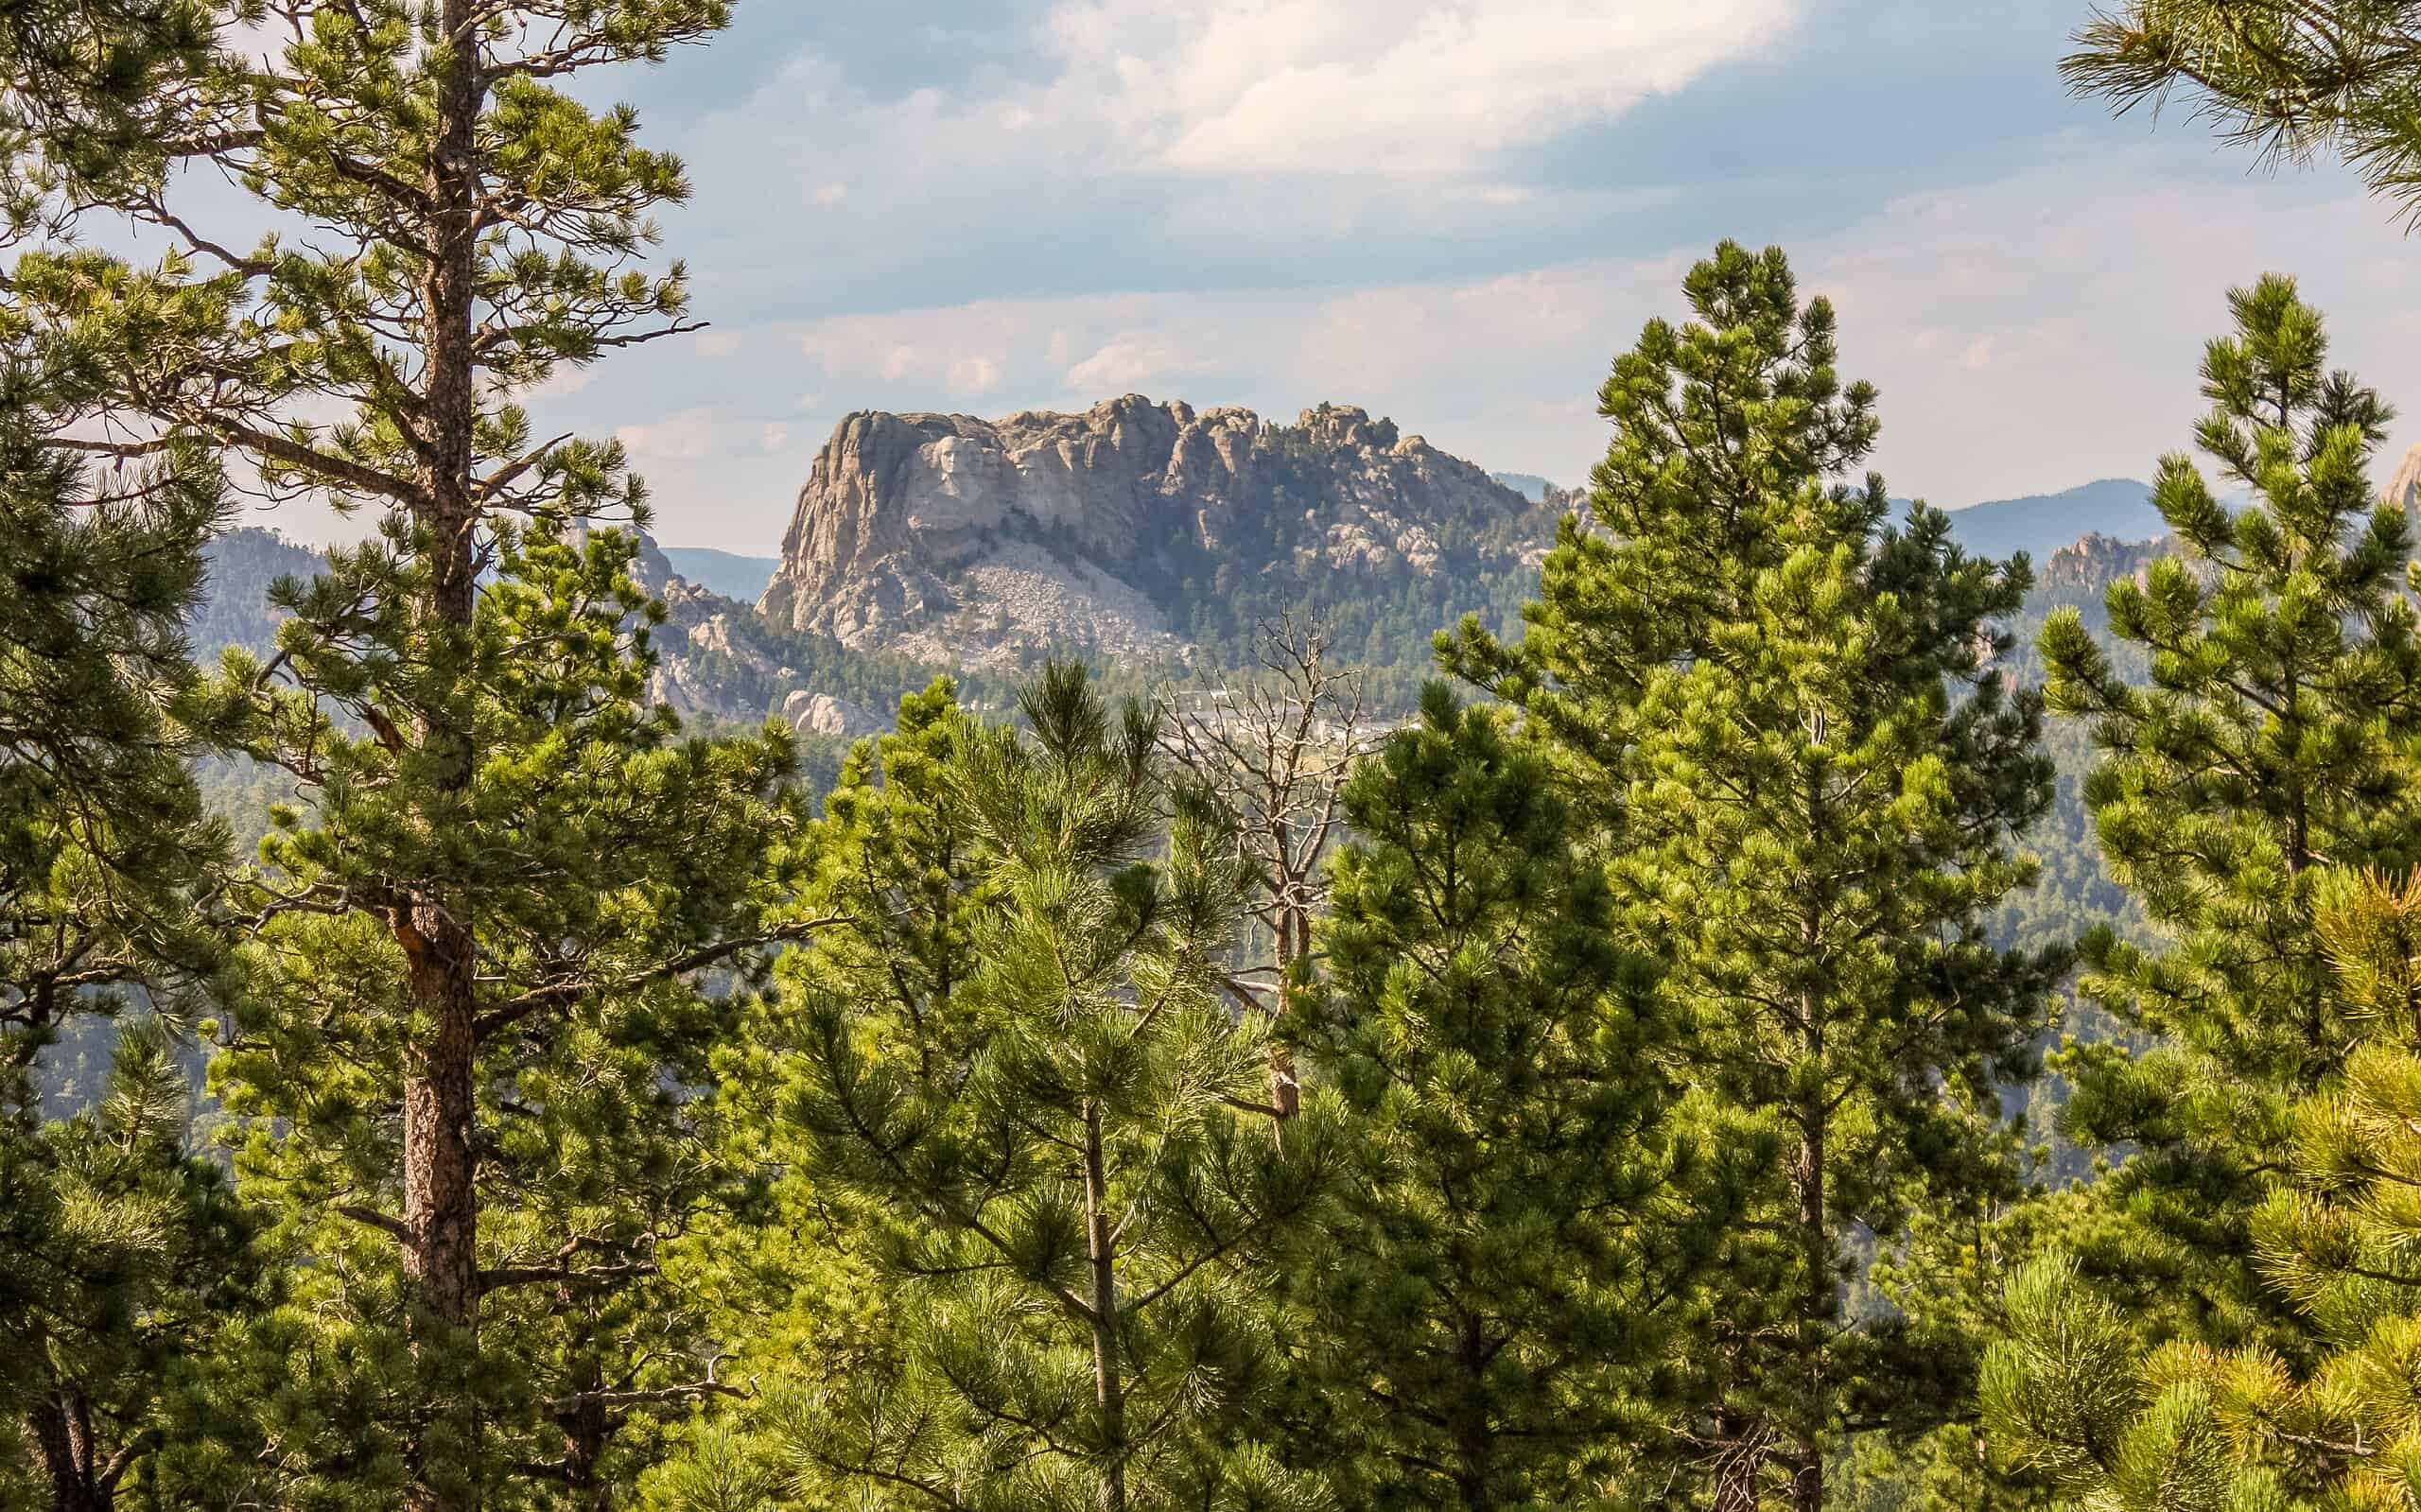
[758, 395, 1547, 670]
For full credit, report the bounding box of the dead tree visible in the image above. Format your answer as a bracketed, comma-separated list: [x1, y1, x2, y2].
[1157, 613, 1371, 1122]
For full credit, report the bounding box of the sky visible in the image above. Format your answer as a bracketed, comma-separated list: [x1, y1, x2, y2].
[245, 1, 2421, 551]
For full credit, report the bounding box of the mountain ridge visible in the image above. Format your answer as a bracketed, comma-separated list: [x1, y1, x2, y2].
[758, 395, 1557, 673]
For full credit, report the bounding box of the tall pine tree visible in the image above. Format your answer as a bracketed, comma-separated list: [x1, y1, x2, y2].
[0, 7, 774, 1507]
[774, 665, 1326, 1512]
[1280, 686, 1710, 1509]
[2038, 273, 2421, 1360]
[1449, 242, 2065, 1510]
[0, 338, 252, 1512]
[183, 527, 815, 1509]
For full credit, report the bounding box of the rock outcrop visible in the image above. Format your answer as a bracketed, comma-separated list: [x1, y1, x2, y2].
[783, 690, 885, 739]
[2385, 442, 2421, 510]
[2035, 531, 2177, 600]
[757, 395, 1543, 670]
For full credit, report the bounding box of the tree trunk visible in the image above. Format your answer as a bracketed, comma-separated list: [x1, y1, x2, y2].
[399, 3, 488, 1508]
[1791, 752, 1830, 1512]
[30, 1392, 112, 1512]
[558, 1338, 614, 1512]
[1791, 1093, 1828, 1512]
[1268, 906, 1304, 1124]
[1082, 1102, 1128, 1512]
[1448, 1311, 1496, 1510]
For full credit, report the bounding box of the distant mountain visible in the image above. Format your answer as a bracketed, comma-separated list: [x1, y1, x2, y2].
[191, 526, 971, 739]
[659, 546, 780, 602]
[1942, 478, 2162, 561]
[193, 527, 323, 652]
[759, 397, 1559, 689]
[1490, 471, 1558, 503]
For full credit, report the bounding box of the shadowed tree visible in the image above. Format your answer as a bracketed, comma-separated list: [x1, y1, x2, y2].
[1281, 686, 1713, 1510]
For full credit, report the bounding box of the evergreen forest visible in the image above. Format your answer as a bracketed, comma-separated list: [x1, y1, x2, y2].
[9, 3, 2421, 1510]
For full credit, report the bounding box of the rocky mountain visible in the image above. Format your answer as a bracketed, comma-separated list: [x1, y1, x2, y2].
[758, 396, 1559, 675]
[2384, 442, 2421, 509]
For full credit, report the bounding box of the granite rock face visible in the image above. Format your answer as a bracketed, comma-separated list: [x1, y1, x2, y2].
[757, 395, 1537, 670]
[782, 690, 885, 739]
[2384, 443, 2421, 510]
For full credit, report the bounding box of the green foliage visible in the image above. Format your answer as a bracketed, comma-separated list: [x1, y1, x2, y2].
[0, 385, 228, 1089]
[1280, 686, 1704, 1509]
[1449, 241, 2066, 1506]
[766, 666, 1325, 1512]
[2039, 274, 2421, 1359]
[184, 528, 813, 1508]
[0, 1020, 263, 1512]
[2064, 1, 2421, 227]
[1987, 869, 2421, 1512]
[0, 340, 254, 1508]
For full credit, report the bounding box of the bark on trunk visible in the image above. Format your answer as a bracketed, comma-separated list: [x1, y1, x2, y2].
[1448, 1311, 1496, 1509]
[399, 4, 488, 1508]
[30, 1392, 112, 1512]
[1081, 1102, 1128, 1512]
[1268, 906, 1305, 1124]
[1792, 1026, 1829, 1512]
[558, 1341, 614, 1512]
[1791, 753, 1830, 1512]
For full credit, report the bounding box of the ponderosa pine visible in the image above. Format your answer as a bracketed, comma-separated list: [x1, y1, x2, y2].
[1448, 242, 2065, 1510]
[2037, 274, 2421, 1362]
[0, 355, 253, 1512]
[1281, 686, 1709, 1509]
[179, 528, 815, 1509]
[0, 6, 783, 1507]
[774, 665, 1326, 1512]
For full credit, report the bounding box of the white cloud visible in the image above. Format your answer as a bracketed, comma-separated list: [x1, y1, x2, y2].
[719, 1, 1797, 201]
[1067, 0, 1803, 175]
[617, 408, 721, 461]
[1065, 333, 1196, 392]
[761, 423, 792, 452]
[753, 154, 2421, 521]
[948, 355, 1004, 393]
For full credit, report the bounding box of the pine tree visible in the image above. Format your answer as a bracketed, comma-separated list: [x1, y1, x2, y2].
[1448, 242, 2066, 1509]
[1280, 685, 1705, 1510]
[0, 372, 226, 1096]
[0, 8, 764, 1508]
[2038, 274, 2421, 1358]
[639, 683, 970, 1508]
[774, 664, 1326, 1512]
[1986, 868, 2421, 1512]
[181, 527, 814, 1509]
[0, 343, 249, 1511]
[2064, 1, 2421, 226]
[0, 1022, 262, 1512]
